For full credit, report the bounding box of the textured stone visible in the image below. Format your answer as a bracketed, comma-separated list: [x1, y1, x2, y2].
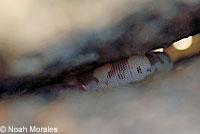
[0, 0, 199, 77]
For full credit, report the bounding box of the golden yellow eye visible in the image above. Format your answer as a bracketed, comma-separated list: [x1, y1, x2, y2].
[173, 36, 193, 50]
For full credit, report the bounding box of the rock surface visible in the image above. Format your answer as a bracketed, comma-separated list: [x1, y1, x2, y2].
[0, 0, 199, 77]
[0, 0, 199, 96]
[0, 54, 200, 134]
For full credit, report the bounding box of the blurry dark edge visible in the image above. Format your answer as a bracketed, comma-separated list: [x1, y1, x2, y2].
[0, 2, 200, 99]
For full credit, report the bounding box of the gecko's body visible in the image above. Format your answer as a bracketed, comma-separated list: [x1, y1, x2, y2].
[77, 52, 173, 90]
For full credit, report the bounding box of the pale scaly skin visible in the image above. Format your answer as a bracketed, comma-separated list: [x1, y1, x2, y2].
[77, 52, 173, 90]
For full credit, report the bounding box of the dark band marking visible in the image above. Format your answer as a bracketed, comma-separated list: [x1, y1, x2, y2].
[145, 53, 164, 71]
[107, 59, 130, 80]
[137, 66, 142, 74]
[146, 53, 164, 64]
[147, 68, 152, 72]
[145, 53, 157, 66]
[154, 54, 164, 64]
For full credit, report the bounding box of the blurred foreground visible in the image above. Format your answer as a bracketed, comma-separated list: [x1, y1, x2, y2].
[0, 54, 200, 134]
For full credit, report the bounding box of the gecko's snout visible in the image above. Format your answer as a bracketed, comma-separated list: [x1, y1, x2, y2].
[154, 52, 173, 72]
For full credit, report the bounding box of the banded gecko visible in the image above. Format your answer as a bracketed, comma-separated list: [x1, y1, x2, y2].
[74, 52, 173, 90]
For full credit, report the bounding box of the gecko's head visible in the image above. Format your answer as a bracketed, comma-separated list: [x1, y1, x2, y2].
[154, 52, 173, 72]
